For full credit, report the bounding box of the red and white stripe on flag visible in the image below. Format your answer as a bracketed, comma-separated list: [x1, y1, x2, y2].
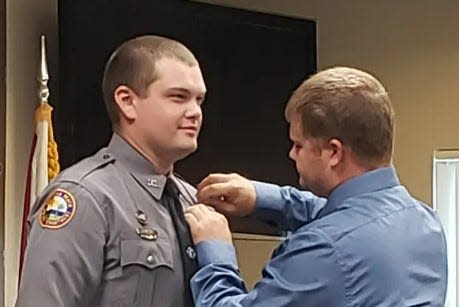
[19, 102, 60, 281]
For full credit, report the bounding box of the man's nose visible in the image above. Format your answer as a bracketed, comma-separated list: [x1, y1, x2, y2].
[289, 147, 295, 160]
[185, 101, 202, 119]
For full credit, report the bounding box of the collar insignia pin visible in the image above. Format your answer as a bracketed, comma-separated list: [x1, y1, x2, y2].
[146, 179, 159, 188]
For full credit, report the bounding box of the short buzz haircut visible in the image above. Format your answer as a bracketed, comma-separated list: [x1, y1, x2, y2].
[102, 35, 199, 126]
[285, 67, 394, 166]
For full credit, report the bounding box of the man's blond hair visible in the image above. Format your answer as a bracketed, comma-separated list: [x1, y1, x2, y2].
[285, 67, 394, 166]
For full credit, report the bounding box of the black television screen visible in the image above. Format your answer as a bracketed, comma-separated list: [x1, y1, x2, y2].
[58, 0, 316, 235]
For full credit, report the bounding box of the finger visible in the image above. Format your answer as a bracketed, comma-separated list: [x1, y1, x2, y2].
[184, 212, 199, 229]
[186, 204, 212, 221]
[203, 199, 235, 215]
[213, 210, 229, 222]
[189, 203, 216, 212]
[206, 205, 216, 212]
[185, 203, 207, 214]
[197, 173, 232, 191]
[197, 182, 233, 203]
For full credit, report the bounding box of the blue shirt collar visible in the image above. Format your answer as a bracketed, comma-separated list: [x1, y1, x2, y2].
[318, 166, 400, 218]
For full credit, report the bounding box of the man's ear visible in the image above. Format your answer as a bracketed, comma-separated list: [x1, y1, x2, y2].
[114, 85, 137, 120]
[328, 138, 344, 167]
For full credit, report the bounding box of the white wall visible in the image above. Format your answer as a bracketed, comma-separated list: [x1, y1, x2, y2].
[5, 0, 57, 305]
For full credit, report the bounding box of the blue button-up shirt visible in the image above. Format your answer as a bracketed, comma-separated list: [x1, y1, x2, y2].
[191, 167, 447, 306]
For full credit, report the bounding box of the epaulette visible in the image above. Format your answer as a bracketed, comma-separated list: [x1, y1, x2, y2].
[55, 148, 116, 183]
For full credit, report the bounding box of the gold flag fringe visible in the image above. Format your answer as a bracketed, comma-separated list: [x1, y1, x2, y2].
[34, 102, 60, 180]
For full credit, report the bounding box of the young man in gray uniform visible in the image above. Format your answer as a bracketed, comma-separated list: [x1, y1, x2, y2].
[16, 35, 206, 307]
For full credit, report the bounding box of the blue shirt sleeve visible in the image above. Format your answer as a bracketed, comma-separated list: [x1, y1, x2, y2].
[191, 231, 345, 307]
[251, 181, 327, 231]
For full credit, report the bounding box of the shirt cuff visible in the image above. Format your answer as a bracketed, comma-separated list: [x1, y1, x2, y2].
[195, 240, 238, 267]
[252, 181, 285, 214]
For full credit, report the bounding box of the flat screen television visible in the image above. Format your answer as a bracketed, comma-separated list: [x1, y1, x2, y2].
[58, 0, 316, 235]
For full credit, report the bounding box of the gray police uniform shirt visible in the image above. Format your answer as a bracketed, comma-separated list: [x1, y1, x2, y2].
[16, 133, 197, 307]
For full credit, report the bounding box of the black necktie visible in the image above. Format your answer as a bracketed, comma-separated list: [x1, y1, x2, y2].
[163, 178, 198, 307]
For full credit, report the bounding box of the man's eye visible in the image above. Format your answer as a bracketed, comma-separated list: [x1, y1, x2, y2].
[171, 94, 186, 100]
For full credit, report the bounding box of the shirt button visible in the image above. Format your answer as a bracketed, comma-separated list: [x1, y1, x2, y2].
[146, 254, 154, 264]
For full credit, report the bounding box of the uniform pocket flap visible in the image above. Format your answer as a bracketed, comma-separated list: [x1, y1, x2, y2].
[120, 239, 173, 270]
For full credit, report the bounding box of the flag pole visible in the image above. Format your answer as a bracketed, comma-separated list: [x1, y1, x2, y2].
[39, 35, 49, 105]
[18, 34, 60, 285]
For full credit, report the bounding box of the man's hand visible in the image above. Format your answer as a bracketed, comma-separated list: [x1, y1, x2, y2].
[196, 173, 256, 217]
[185, 204, 233, 245]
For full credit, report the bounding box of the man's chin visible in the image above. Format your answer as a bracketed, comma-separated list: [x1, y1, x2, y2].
[299, 178, 316, 194]
[175, 143, 198, 159]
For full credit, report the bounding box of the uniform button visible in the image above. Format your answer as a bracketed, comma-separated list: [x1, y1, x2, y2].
[146, 254, 154, 264]
[102, 154, 110, 159]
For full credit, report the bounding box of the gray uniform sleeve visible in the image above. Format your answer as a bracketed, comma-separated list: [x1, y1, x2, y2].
[15, 181, 108, 307]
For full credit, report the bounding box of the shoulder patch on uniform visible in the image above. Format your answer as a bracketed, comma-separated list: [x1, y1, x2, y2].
[39, 189, 77, 229]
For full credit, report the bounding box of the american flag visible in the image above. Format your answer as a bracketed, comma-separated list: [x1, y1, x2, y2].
[18, 35, 60, 283]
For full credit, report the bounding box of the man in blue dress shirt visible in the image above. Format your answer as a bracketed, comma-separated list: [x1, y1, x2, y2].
[184, 67, 447, 306]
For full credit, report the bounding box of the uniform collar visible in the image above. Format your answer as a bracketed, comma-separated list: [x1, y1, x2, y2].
[106, 133, 169, 200]
[318, 166, 400, 218]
